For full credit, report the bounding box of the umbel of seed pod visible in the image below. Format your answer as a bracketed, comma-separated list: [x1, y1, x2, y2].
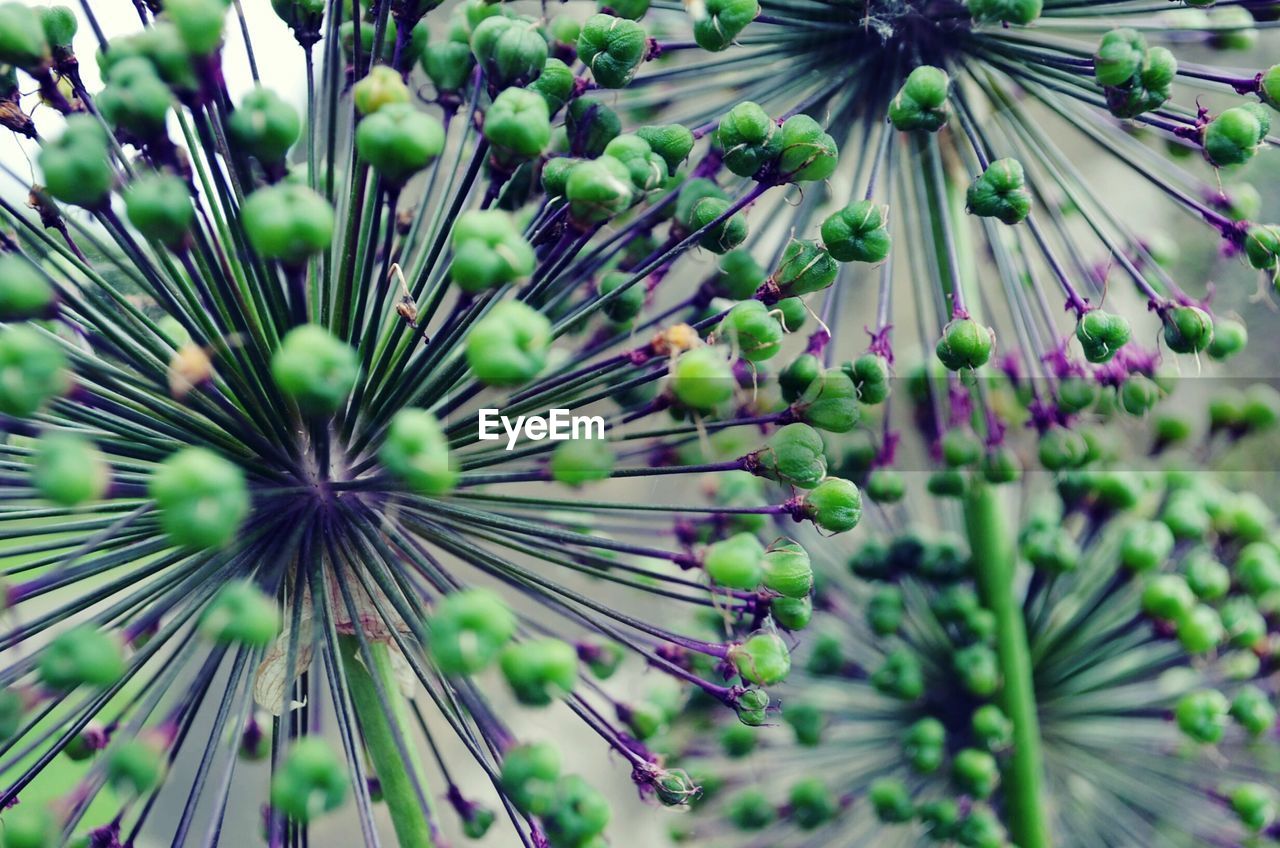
[1093, 28, 1177, 118]
[889, 66, 950, 132]
[966, 158, 1031, 225]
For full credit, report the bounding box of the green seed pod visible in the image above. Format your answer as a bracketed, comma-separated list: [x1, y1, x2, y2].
[0, 2, 48, 70]
[776, 297, 806, 331]
[271, 325, 358, 413]
[927, 468, 966, 498]
[465, 300, 552, 386]
[1161, 305, 1213, 354]
[712, 249, 765, 300]
[687, 195, 747, 253]
[1057, 376, 1098, 414]
[1095, 28, 1176, 118]
[603, 133, 668, 191]
[669, 346, 735, 411]
[868, 584, 904, 635]
[502, 742, 562, 815]
[1229, 685, 1276, 737]
[752, 422, 827, 488]
[729, 631, 791, 685]
[242, 184, 335, 265]
[1037, 427, 1088, 470]
[761, 537, 812, 598]
[865, 468, 905, 504]
[356, 102, 446, 185]
[450, 209, 536, 292]
[1221, 596, 1266, 648]
[1177, 603, 1223, 653]
[704, 532, 765, 589]
[869, 777, 913, 823]
[422, 36, 475, 92]
[1245, 223, 1280, 271]
[1238, 542, 1280, 597]
[149, 447, 249, 549]
[33, 433, 108, 506]
[0, 254, 53, 320]
[379, 409, 457, 495]
[972, 704, 1013, 750]
[773, 594, 813, 631]
[968, 0, 1042, 24]
[543, 775, 612, 845]
[1206, 316, 1247, 360]
[800, 476, 862, 533]
[1, 803, 56, 848]
[776, 114, 838, 182]
[549, 439, 614, 486]
[164, 0, 227, 54]
[271, 739, 347, 822]
[596, 270, 644, 323]
[953, 643, 1000, 696]
[428, 588, 516, 675]
[1142, 574, 1196, 620]
[942, 429, 982, 468]
[1231, 783, 1277, 833]
[919, 800, 960, 840]
[903, 717, 945, 772]
[1184, 551, 1230, 600]
[716, 101, 780, 178]
[500, 638, 579, 705]
[577, 14, 646, 88]
[98, 56, 173, 139]
[38, 625, 124, 690]
[888, 65, 950, 132]
[270, 0, 324, 43]
[952, 748, 999, 799]
[527, 57, 574, 111]
[981, 445, 1021, 484]
[200, 581, 279, 647]
[846, 353, 891, 404]
[965, 158, 1030, 225]
[470, 16, 548, 89]
[1075, 309, 1131, 363]
[565, 97, 621, 157]
[106, 737, 164, 796]
[734, 686, 770, 726]
[124, 172, 194, 248]
[872, 647, 924, 700]
[1119, 374, 1161, 416]
[38, 114, 114, 208]
[1022, 525, 1079, 573]
[692, 0, 759, 51]
[1261, 63, 1280, 109]
[717, 300, 783, 362]
[787, 777, 836, 830]
[780, 700, 822, 746]
[540, 156, 575, 198]
[0, 325, 69, 418]
[936, 317, 995, 371]
[353, 65, 409, 117]
[636, 124, 694, 175]
[1243, 384, 1280, 431]
[484, 87, 552, 162]
[565, 155, 635, 225]
[604, 0, 649, 20]
[1175, 688, 1229, 743]
[1120, 520, 1174, 573]
[1204, 104, 1270, 167]
[104, 23, 199, 92]
[771, 238, 838, 298]
[794, 368, 858, 433]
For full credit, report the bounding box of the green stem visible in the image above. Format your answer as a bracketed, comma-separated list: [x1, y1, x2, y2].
[964, 483, 1052, 848]
[337, 635, 436, 847]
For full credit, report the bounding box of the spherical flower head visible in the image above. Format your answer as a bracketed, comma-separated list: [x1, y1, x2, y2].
[704, 531, 766, 589]
[464, 299, 552, 386]
[355, 102, 445, 185]
[164, 0, 227, 55]
[772, 238, 838, 298]
[693, 0, 759, 51]
[242, 184, 335, 265]
[0, 325, 70, 418]
[450, 209, 536, 292]
[38, 114, 114, 208]
[801, 476, 863, 532]
[1204, 104, 1270, 167]
[501, 742, 562, 815]
[125, 172, 195, 248]
[271, 324, 359, 414]
[869, 776, 914, 823]
[549, 438, 615, 486]
[716, 101, 781, 179]
[566, 156, 635, 225]
[936, 317, 995, 371]
[966, 158, 1031, 225]
[427, 588, 516, 675]
[669, 345, 735, 411]
[470, 16, 549, 89]
[577, 14, 646, 89]
[776, 114, 838, 182]
[0, 2, 49, 70]
[889, 66, 950, 132]
[1161, 305, 1214, 354]
[1175, 688, 1229, 744]
[148, 447, 249, 550]
[32, 432, 109, 506]
[38, 625, 125, 690]
[729, 631, 791, 685]
[752, 422, 827, 488]
[499, 637, 579, 705]
[484, 87, 552, 162]
[98, 56, 173, 139]
[199, 580, 280, 647]
[270, 738, 348, 822]
[762, 537, 812, 598]
[717, 300, 783, 362]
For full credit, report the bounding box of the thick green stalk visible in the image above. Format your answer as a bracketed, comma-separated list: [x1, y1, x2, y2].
[337, 636, 435, 847]
[964, 483, 1052, 848]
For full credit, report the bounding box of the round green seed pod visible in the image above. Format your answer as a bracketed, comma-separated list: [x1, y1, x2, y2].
[1245, 223, 1280, 271]
[32, 433, 108, 506]
[821, 200, 891, 263]
[164, 0, 227, 55]
[729, 631, 791, 685]
[428, 588, 516, 675]
[800, 476, 862, 533]
[1204, 104, 1269, 167]
[543, 775, 612, 845]
[242, 184, 335, 265]
[669, 346, 735, 411]
[379, 409, 457, 495]
[968, 0, 1042, 24]
[1175, 688, 1229, 744]
[1075, 309, 1131, 363]
[0, 254, 54, 319]
[1177, 604, 1224, 653]
[1231, 783, 1277, 833]
[1120, 520, 1174, 573]
[761, 537, 812, 598]
[888, 65, 950, 132]
[38, 114, 114, 208]
[106, 737, 165, 796]
[422, 37, 475, 92]
[270, 739, 348, 822]
[565, 155, 635, 225]
[271, 324, 359, 414]
[603, 133, 667, 191]
[1, 803, 56, 848]
[577, 14, 646, 88]
[872, 647, 924, 699]
[148, 447, 249, 549]
[716, 100, 780, 179]
[125, 172, 195, 248]
[772, 238, 838, 298]
[752, 422, 826, 488]
[869, 777, 914, 823]
[936, 317, 995, 371]
[270, 0, 324, 42]
[500, 638, 579, 705]
[549, 439, 615, 486]
[527, 57, 574, 112]
[717, 300, 783, 362]
[200, 581, 280, 647]
[704, 532, 765, 589]
[98, 56, 173, 139]
[687, 195, 747, 253]
[692, 0, 759, 51]
[38, 625, 125, 690]
[470, 16, 548, 89]
[1229, 685, 1276, 737]
[1260, 63, 1280, 109]
[635, 124, 694, 175]
[0, 325, 69, 418]
[353, 65, 410, 116]
[1207, 316, 1247, 360]
[464, 300, 552, 386]
[450, 209, 536, 292]
[952, 748, 1000, 799]
[776, 114, 837, 182]
[356, 102, 446, 184]
[565, 97, 621, 157]
[501, 742, 561, 815]
[484, 87, 552, 162]
[965, 158, 1030, 225]
[1161, 305, 1213, 354]
[903, 717, 945, 772]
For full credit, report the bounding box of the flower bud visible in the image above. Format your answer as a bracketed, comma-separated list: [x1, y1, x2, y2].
[1075, 309, 1131, 363]
[800, 476, 862, 532]
[752, 422, 826, 488]
[38, 114, 113, 208]
[966, 157, 1030, 225]
[716, 101, 781, 179]
[427, 588, 516, 676]
[670, 345, 735, 410]
[1204, 104, 1270, 167]
[636, 123, 694, 175]
[1037, 427, 1088, 471]
[729, 631, 791, 685]
[0, 327, 65, 418]
[871, 647, 924, 699]
[502, 741, 561, 815]
[243, 184, 335, 264]
[727, 788, 774, 829]
[846, 353, 890, 404]
[38, 625, 125, 690]
[465, 300, 552, 386]
[271, 325, 358, 414]
[692, 0, 759, 52]
[1261, 63, 1280, 109]
[484, 87, 551, 162]
[520, 58, 570, 112]
[577, 14, 646, 88]
[942, 429, 982, 468]
[470, 16, 548, 89]
[863, 468, 904, 504]
[953, 643, 1000, 697]
[888, 65, 950, 132]
[1221, 596, 1266, 648]
[782, 700, 822, 746]
[936, 317, 994, 371]
[125, 172, 195, 248]
[604, 134, 668, 193]
[500, 638, 578, 705]
[270, 0, 324, 43]
[869, 777, 913, 823]
[271, 739, 347, 822]
[919, 800, 960, 840]
[1141, 574, 1195, 620]
[378, 409, 456, 495]
[1183, 549, 1229, 600]
[778, 353, 820, 402]
[776, 114, 838, 182]
[594, 270, 643, 324]
[450, 209, 536, 291]
[149, 447, 249, 549]
[771, 595, 811, 630]
[99, 57, 172, 139]
[1175, 688, 1229, 743]
[566, 155, 634, 225]
[981, 445, 1021, 483]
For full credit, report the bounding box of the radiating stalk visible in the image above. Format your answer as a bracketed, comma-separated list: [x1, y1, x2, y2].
[965, 483, 1051, 848]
